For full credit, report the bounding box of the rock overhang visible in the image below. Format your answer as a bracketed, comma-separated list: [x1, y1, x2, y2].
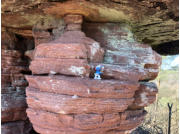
[1, 0, 179, 55]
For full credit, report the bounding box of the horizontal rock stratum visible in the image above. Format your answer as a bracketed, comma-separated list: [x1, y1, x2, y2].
[25, 14, 162, 134]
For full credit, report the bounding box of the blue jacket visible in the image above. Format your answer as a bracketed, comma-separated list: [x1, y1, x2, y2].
[95, 66, 102, 75]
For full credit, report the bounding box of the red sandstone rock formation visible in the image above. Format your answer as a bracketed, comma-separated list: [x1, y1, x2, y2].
[25, 14, 162, 134]
[1, 32, 32, 134]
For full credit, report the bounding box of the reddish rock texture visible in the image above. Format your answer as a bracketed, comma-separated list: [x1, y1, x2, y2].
[2, 0, 178, 50]
[1, 33, 32, 134]
[1, 50, 28, 122]
[1, 121, 32, 134]
[26, 108, 146, 134]
[25, 14, 162, 134]
[34, 43, 88, 59]
[83, 23, 162, 81]
[32, 30, 53, 47]
[30, 58, 90, 76]
[26, 75, 138, 99]
[30, 17, 104, 77]
[26, 88, 134, 114]
[129, 82, 158, 110]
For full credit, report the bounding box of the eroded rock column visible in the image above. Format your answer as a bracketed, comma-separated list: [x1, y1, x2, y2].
[26, 15, 162, 134]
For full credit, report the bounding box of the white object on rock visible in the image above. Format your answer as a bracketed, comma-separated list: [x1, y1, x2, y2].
[72, 95, 79, 99]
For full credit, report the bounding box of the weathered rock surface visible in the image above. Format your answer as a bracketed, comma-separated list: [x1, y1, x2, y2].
[26, 75, 138, 98]
[24, 14, 162, 134]
[55, 31, 105, 62]
[27, 88, 134, 114]
[1, 49, 28, 121]
[34, 43, 88, 59]
[30, 28, 105, 77]
[33, 30, 53, 47]
[30, 58, 90, 76]
[1, 121, 32, 134]
[27, 108, 146, 134]
[129, 82, 158, 109]
[2, 0, 178, 50]
[2, 92, 27, 122]
[1, 47, 32, 133]
[1, 49, 22, 58]
[84, 23, 162, 81]
[64, 14, 83, 24]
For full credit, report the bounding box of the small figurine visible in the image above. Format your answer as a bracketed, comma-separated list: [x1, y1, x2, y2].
[94, 65, 104, 80]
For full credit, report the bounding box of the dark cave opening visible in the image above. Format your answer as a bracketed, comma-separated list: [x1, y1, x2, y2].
[152, 40, 179, 55]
